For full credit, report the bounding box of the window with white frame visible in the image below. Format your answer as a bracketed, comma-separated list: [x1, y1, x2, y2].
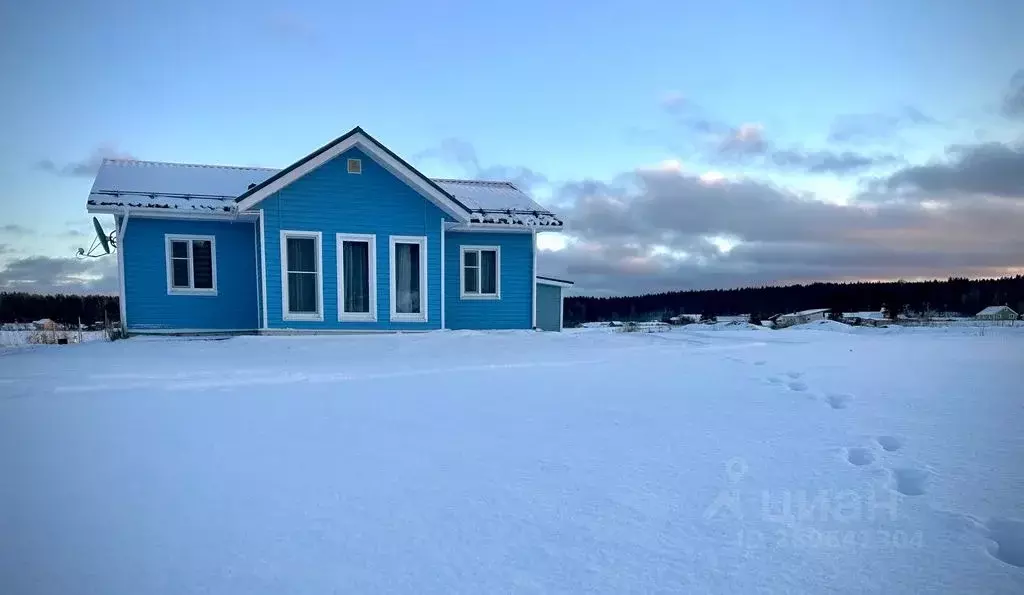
[165, 235, 217, 295]
[337, 233, 376, 321]
[389, 235, 427, 321]
[461, 246, 500, 299]
[281, 231, 323, 320]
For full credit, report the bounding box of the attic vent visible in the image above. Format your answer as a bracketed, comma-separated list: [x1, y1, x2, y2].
[347, 158, 362, 174]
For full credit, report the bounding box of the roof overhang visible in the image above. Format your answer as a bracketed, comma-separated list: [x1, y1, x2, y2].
[446, 222, 537, 233]
[536, 275, 574, 288]
[235, 127, 470, 222]
[87, 204, 258, 221]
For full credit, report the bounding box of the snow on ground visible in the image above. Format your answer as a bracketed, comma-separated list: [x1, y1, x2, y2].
[2, 327, 1023, 593]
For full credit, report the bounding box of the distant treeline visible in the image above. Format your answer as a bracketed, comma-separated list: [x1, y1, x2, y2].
[564, 276, 1024, 325]
[0, 292, 119, 325]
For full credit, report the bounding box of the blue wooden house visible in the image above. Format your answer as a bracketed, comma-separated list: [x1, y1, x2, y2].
[85, 127, 573, 334]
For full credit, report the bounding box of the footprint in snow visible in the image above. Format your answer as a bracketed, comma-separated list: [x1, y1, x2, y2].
[984, 518, 1024, 568]
[786, 371, 803, 379]
[846, 447, 874, 466]
[753, 360, 767, 366]
[890, 467, 929, 496]
[825, 393, 853, 409]
[787, 380, 808, 392]
[767, 376, 784, 385]
[877, 435, 902, 452]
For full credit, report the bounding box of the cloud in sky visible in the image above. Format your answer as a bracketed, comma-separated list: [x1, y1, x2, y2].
[0, 255, 117, 295]
[770, 149, 901, 175]
[657, 99, 904, 176]
[719, 123, 768, 155]
[883, 141, 1024, 198]
[828, 106, 937, 143]
[1002, 70, 1024, 119]
[414, 137, 548, 192]
[35, 145, 134, 178]
[0, 224, 33, 235]
[536, 136, 1024, 295]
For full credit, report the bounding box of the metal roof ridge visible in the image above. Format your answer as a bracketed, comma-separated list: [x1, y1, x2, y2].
[100, 158, 280, 172]
[432, 177, 516, 187]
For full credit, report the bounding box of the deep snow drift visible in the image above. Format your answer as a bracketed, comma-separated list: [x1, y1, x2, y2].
[1, 327, 1023, 593]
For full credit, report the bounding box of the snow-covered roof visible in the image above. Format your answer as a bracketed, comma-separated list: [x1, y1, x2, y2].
[88, 160, 276, 213]
[977, 305, 1016, 316]
[87, 160, 563, 227]
[434, 179, 562, 227]
[780, 308, 830, 318]
[842, 311, 886, 320]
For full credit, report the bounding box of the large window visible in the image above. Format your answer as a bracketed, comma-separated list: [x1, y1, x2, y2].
[281, 230, 323, 321]
[460, 246, 500, 299]
[389, 235, 427, 321]
[165, 235, 217, 295]
[337, 233, 376, 321]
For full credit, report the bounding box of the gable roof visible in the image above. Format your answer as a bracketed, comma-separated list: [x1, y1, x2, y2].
[977, 305, 1016, 316]
[86, 128, 564, 228]
[234, 127, 468, 221]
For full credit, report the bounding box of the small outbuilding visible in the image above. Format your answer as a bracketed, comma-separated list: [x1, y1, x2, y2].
[535, 276, 574, 331]
[975, 305, 1018, 321]
[774, 308, 830, 328]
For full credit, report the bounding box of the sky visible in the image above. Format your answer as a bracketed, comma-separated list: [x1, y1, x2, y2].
[2, 0, 1023, 296]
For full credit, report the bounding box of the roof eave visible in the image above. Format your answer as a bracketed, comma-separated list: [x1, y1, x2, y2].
[87, 204, 256, 221]
[448, 222, 563, 233]
[536, 276, 574, 288]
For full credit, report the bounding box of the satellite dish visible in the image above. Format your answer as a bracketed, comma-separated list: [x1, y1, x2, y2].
[93, 216, 111, 254]
[76, 216, 117, 259]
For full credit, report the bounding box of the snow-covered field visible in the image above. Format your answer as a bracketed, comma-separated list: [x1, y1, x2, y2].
[2, 327, 1023, 593]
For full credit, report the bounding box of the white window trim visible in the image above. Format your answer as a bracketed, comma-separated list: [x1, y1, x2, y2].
[389, 235, 428, 322]
[280, 230, 324, 322]
[347, 158, 362, 174]
[164, 234, 218, 296]
[336, 233, 377, 322]
[460, 245, 501, 300]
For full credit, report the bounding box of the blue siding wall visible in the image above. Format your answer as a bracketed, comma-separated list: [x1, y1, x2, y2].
[122, 218, 259, 331]
[445, 231, 534, 330]
[258, 147, 449, 331]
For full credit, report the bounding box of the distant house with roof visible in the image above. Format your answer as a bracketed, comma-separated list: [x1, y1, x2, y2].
[772, 308, 830, 328]
[975, 305, 1018, 321]
[85, 127, 570, 334]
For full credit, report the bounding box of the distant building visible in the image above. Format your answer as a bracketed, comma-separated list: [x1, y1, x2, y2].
[975, 305, 1018, 321]
[1, 322, 34, 331]
[32, 319, 56, 330]
[774, 308, 830, 328]
[841, 310, 888, 327]
[842, 310, 885, 321]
